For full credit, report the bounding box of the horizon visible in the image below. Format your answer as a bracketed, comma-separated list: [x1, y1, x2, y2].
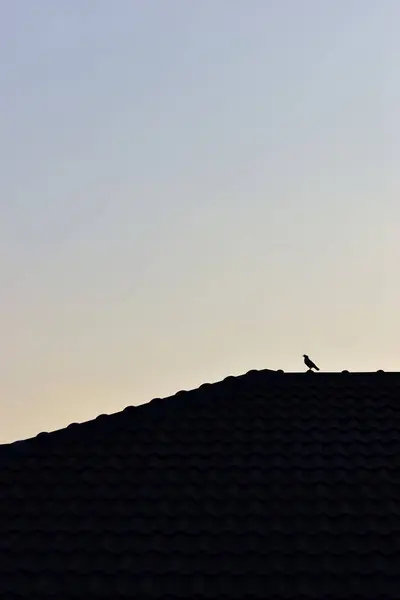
[1, 1, 399, 443]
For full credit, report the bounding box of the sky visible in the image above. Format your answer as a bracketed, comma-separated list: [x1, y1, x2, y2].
[1, 0, 399, 444]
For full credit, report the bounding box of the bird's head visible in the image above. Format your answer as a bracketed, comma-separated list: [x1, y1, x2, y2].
[303, 354, 308, 358]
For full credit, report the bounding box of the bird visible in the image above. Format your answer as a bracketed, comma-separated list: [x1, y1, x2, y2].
[303, 354, 320, 371]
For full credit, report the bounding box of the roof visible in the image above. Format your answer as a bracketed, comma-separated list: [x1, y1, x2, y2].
[1, 368, 400, 598]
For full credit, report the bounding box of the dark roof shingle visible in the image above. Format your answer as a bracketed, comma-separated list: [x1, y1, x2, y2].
[1, 369, 400, 598]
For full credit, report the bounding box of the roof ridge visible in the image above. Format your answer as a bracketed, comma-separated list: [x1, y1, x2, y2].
[0, 369, 278, 453]
[1, 368, 399, 456]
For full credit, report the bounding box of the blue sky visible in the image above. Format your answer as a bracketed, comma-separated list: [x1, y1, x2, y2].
[1, 1, 399, 443]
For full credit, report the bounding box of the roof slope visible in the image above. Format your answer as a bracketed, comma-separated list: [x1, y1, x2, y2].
[1, 369, 400, 598]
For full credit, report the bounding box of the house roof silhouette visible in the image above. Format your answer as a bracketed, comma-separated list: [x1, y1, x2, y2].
[1, 368, 400, 598]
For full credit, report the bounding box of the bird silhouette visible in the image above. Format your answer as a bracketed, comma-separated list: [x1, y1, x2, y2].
[303, 354, 320, 371]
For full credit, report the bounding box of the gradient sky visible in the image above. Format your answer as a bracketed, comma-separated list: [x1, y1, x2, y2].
[1, 0, 399, 444]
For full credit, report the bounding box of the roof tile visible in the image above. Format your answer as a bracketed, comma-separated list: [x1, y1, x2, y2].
[2, 370, 400, 597]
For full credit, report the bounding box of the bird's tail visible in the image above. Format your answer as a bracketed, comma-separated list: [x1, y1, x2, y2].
[315, 366, 320, 371]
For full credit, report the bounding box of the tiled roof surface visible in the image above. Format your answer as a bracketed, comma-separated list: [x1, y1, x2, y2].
[1, 369, 400, 598]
